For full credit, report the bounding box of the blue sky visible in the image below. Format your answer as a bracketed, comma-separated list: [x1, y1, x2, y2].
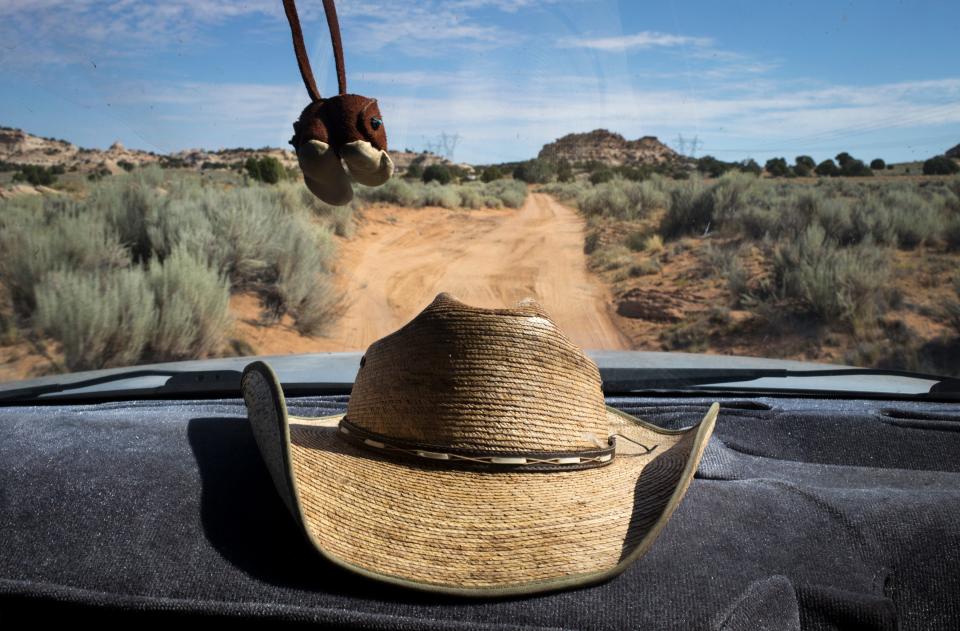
[1, 0, 958, 165]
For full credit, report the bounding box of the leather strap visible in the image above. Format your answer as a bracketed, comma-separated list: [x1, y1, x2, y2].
[337, 418, 617, 472]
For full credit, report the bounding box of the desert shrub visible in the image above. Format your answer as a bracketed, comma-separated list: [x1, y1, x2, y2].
[848, 190, 940, 248]
[815, 159, 841, 177]
[579, 178, 666, 221]
[454, 184, 486, 209]
[945, 215, 960, 251]
[12, 164, 58, 186]
[733, 204, 779, 240]
[556, 159, 574, 183]
[583, 230, 601, 254]
[724, 256, 750, 305]
[626, 231, 649, 252]
[697, 155, 734, 178]
[764, 157, 791, 177]
[356, 177, 424, 207]
[870, 158, 886, 170]
[772, 224, 891, 326]
[404, 163, 423, 180]
[629, 259, 661, 277]
[147, 247, 232, 360]
[711, 171, 760, 225]
[589, 169, 614, 185]
[877, 190, 939, 248]
[34, 268, 157, 371]
[244, 156, 284, 184]
[660, 177, 712, 238]
[271, 223, 340, 335]
[947, 276, 960, 336]
[540, 181, 587, 205]
[512, 159, 555, 184]
[924, 156, 959, 176]
[0, 201, 129, 314]
[485, 179, 527, 208]
[590, 244, 632, 271]
[422, 163, 452, 185]
[480, 165, 504, 182]
[421, 181, 461, 208]
[291, 184, 358, 236]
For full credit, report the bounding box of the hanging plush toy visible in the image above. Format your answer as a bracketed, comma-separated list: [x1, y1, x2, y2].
[282, 0, 393, 206]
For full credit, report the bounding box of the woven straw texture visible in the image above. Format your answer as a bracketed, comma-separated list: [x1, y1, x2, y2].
[241, 293, 717, 594]
[347, 293, 609, 452]
[285, 410, 707, 591]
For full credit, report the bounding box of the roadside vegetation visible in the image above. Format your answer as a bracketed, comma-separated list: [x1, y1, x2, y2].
[543, 172, 960, 375]
[0, 159, 529, 375]
[0, 166, 342, 372]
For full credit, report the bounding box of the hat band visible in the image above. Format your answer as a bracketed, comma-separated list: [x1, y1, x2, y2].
[337, 418, 616, 472]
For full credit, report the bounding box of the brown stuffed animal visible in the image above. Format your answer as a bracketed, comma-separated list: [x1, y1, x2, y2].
[283, 0, 393, 205]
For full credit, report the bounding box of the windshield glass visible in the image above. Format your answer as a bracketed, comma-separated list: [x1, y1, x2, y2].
[1, 1, 958, 386]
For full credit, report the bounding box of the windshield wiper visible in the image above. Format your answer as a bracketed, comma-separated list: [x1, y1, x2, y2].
[601, 367, 960, 397]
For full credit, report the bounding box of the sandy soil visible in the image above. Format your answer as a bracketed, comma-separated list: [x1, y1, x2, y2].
[234, 192, 630, 354]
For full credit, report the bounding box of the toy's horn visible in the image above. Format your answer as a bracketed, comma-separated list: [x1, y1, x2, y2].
[340, 140, 394, 187]
[297, 139, 353, 205]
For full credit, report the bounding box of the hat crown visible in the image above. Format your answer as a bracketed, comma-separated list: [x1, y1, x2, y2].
[346, 293, 609, 453]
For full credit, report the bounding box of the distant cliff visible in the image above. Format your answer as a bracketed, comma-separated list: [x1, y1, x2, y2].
[538, 129, 679, 166]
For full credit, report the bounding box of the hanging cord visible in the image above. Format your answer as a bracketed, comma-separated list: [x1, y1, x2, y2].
[281, 0, 347, 101]
[322, 0, 348, 95]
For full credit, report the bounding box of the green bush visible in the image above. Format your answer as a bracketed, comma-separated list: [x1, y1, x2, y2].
[480, 165, 504, 182]
[404, 163, 424, 180]
[660, 177, 713, 238]
[870, 158, 886, 170]
[923, 156, 959, 176]
[245, 156, 284, 184]
[764, 157, 790, 177]
[147, 247, 232, 360]
[34, 268, 157, 371]
[589, 169, 614, 185]
[945, 215, 960, 251]
[577, 178, 668, 221]
[0, 200, 129, 314]
[815, 159, 841, 177]
[422, 181, 461, 208]
[512, 159, 555, 184]
[356, 177, 424, 207]
[589, 244, 632, 271]
[422, 163, 452, 185]
[12, 164, 58, 186]
[772, 224, 891, 326]
[556, 159, 574, 183]
[485, 179, 527, 208]
[540, 181, 587, 205]
[947, 276, 960, 336]
[697, 156, 734, 178]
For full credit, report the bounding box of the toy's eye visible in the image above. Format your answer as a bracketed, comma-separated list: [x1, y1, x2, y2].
[370, 116, 382, 131]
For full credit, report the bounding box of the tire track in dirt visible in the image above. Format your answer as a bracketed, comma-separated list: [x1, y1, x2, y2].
[234, 192, 629, 353]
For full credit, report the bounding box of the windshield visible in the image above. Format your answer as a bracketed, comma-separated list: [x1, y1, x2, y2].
[1, 1, 958, 387]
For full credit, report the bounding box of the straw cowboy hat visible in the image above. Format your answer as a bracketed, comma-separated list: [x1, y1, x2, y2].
[241, 293, 717, 596]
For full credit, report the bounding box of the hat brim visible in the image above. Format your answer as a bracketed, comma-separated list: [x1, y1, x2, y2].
[242, 361, 718, 597]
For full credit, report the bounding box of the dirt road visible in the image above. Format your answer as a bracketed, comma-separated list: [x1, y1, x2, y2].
[236, 192, 629, 353]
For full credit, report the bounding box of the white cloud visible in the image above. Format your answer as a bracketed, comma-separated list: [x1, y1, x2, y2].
[561, 31, 712, 51]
